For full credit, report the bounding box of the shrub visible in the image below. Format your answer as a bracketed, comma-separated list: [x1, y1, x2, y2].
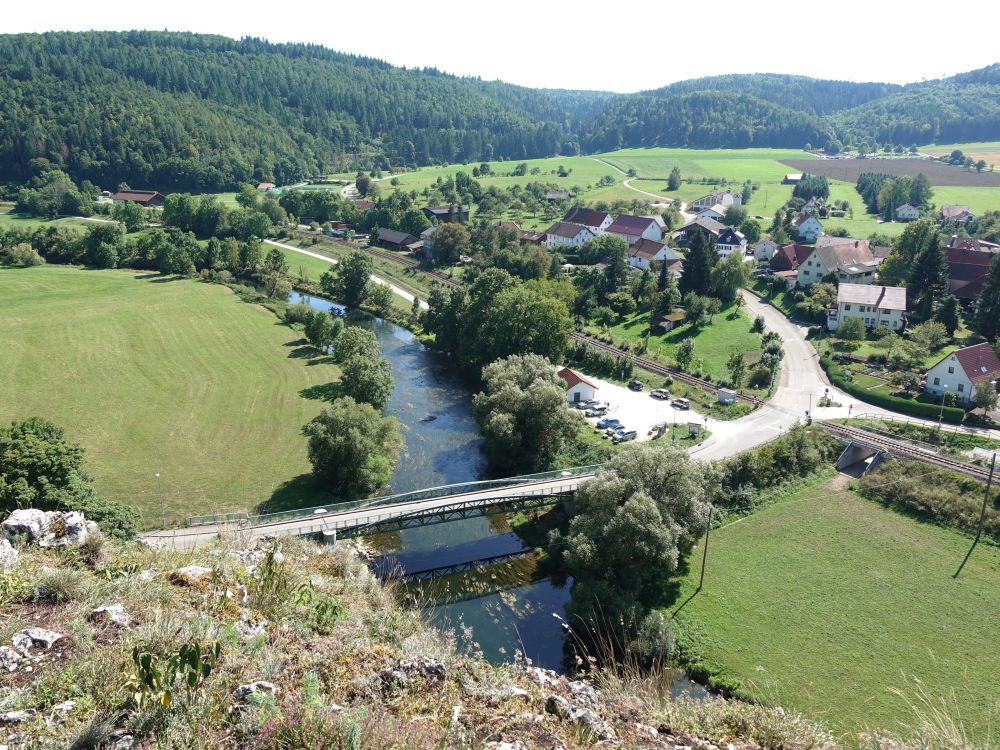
[747, 365, 772, 389]
[751, 315, 765, 333]
[33, 567, 91, 603]
[283, 302, 314, 326]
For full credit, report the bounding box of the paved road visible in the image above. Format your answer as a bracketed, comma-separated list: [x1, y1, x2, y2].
[142, 476, 589, 549]
[264, 239, 429, 309]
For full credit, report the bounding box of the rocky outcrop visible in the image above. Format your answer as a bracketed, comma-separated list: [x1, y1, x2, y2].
[377, 657, 447, 690]
[12, 628, 64, 651]
[1, 509, 99, 548]
[168, 566, 214, 587]
[546, 694, 616, 742]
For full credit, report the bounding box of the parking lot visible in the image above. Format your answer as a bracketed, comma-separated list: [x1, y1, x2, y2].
[572, 374, 708, 443]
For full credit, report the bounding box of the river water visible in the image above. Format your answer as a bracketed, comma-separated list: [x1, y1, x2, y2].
[289, 292, 705, 693]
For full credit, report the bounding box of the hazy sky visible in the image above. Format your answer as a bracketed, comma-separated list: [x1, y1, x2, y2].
[6, 0, 1000, 93]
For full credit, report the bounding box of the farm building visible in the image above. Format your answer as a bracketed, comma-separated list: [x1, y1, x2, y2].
[691, 191, 742, 210]
[545, 191, 571, 203]
[375, 228, 422, 253]
[925, 343, 1000, 405]
[558, 367, 598, 404]
[696, 204, 726, 221]
[895, 203, 920, 221]
[826, 284, 906, 332]
[940, 204, 976, 224]
[946, 245, 996, 304]
[675, 216, 724, 244]
[111, 190, 165, 207]
[782, 173, 803, 184]
[422, 205, 469, 223]
[257, 182, 276, 192]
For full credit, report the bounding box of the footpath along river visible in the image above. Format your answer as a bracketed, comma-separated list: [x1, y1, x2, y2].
[290, 292, 704, 695]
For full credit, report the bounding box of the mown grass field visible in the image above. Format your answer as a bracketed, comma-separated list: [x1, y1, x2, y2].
[920, 141, 1000, 166]
[0, 265, 340, 526]
[0, 206, 95, 233]
[670, 476, 1000, 739]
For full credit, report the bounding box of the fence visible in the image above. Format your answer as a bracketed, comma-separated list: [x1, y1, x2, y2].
[186, 464, 604, 528]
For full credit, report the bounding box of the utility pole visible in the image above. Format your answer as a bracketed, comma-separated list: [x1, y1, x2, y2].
[697, 506, 714, 591]
[954, 454, 995, 578]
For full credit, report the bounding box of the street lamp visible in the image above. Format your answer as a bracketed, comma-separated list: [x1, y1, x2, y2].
[938, 385, 949, 431]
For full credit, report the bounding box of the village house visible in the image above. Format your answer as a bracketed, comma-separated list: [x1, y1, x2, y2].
[375, 228, 422, 253]
[627, 239, 680, 271]
[353, 199, 375, 211]
[563, 207, 613, 235]
[696, 204, 727, 221]
[545, 191, 571, 203]
[769, 244, 813, 273]
[558, 367, 598, 404]
[800, 198, 823, 216]
[715, 227, 747, 259]
[946, 245, 996, 305]
[674, 216, 724, 244]
[544, 221, 596, 250]
[691, 190, 742, 210]
[422, 205, 469, 223]
[946, 235, 1000, 252]
[895, 203, 921, 221]
[827, 284, 906, 332]
[658, 308, 687, 332]
[110, 190, 165, 207]
[797, 237, 878, 287]
[493, 220, 527, 240]
[522, 230, 546, 245]
[782, 173, 803, 185]
[606, 214, 663, 245]
[256, 182, 276, 192]
[753, 238, 779, 262]
[924, 342, 1000, 405]
[795, 215, 824, 243]
[940, 204, 976, 224]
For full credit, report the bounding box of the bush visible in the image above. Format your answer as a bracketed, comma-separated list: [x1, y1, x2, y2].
[283, 302, 314, 326]
[747, 366, 773, 389]
[751, 315, 765, 333]
[822, 354, 964, 423]
[71, 496, 141, 540]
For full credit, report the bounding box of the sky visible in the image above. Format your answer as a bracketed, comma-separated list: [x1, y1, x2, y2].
[5, 0, 1000, 93]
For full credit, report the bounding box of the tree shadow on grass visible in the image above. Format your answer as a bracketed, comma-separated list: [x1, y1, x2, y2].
[299, 382, 343, 402]
[133, 272, 160, 280]
[256, 473, 333, 515]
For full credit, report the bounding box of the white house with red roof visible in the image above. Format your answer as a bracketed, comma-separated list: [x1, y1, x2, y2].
[557, 367, 598, 404]
[607, 215, 663, 246]
[795, 215, 824, 243]
[544, 221, 596, 250]
[563, 207, 613, 235]
[924, 343, 1000, 405]
[826, 284, 906, 332]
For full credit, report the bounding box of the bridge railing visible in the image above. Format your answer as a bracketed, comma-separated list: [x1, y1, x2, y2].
[190, 464, 604, 529]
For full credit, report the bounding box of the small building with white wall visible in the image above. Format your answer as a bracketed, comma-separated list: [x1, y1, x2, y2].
[558, 367, 598, 404]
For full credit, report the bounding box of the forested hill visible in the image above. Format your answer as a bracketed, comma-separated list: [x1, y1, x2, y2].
[578, 67, 1000, 152]
[2, 30, 999, 192]
[0, 31, 577, 191]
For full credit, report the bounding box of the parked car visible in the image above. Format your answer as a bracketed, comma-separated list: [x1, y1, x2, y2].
[628, 379, 644, 392]
[596, 417, 621, 430]
[672, 397, 692, 410]
[613, 429, 638, 444]
[572, 399, 596, 410]
[650, 388, 670, 400]
[606, 426, 626, 439]
[585, 405, 608, 417]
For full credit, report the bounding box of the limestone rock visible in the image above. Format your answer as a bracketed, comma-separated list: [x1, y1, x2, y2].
[1, 509, 97, 548]
[233, 681, 278, 702]
[0, 709, 36, 725]
[567, 679, 598, 707]
[234, 614, 268, 640]
[0, 539, 18, 570]
[12, 628, 64, 651]
[0, 647, 21, 672]
[52, 700, 76, 715]
[378, 657, 446, 689]
[88, 604, 131, 628]
[545, 694, 615, 741]
[525, 666, 560, 687]
[106, 731, 136, 750]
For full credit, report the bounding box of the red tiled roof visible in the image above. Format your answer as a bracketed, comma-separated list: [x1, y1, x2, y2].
[111, 190, 163, 203]
[557, 367, 597, 390]
[949, 343, 1000, 385]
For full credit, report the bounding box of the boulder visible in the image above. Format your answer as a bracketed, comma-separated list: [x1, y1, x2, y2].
[1, 509, 98, 548]
[567, 679, 598, 707]
[233, 681, 278, 702]
[234, 615, 268, 641]
[12, 628, 64, 651]
[545, 694, 615, 742]
[88, 604, 131, 628]
[0, 647, 21, 672]
[0, 539, 18, 570]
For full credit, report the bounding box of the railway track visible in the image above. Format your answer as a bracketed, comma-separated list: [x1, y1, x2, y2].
[570, 332, 758, 405]
[818, 422, 993, 481]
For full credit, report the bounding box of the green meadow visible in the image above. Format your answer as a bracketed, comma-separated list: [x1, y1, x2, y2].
[0, 265, 339, 526]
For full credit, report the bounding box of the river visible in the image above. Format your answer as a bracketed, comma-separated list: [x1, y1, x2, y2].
[289, 292, 704, 693]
